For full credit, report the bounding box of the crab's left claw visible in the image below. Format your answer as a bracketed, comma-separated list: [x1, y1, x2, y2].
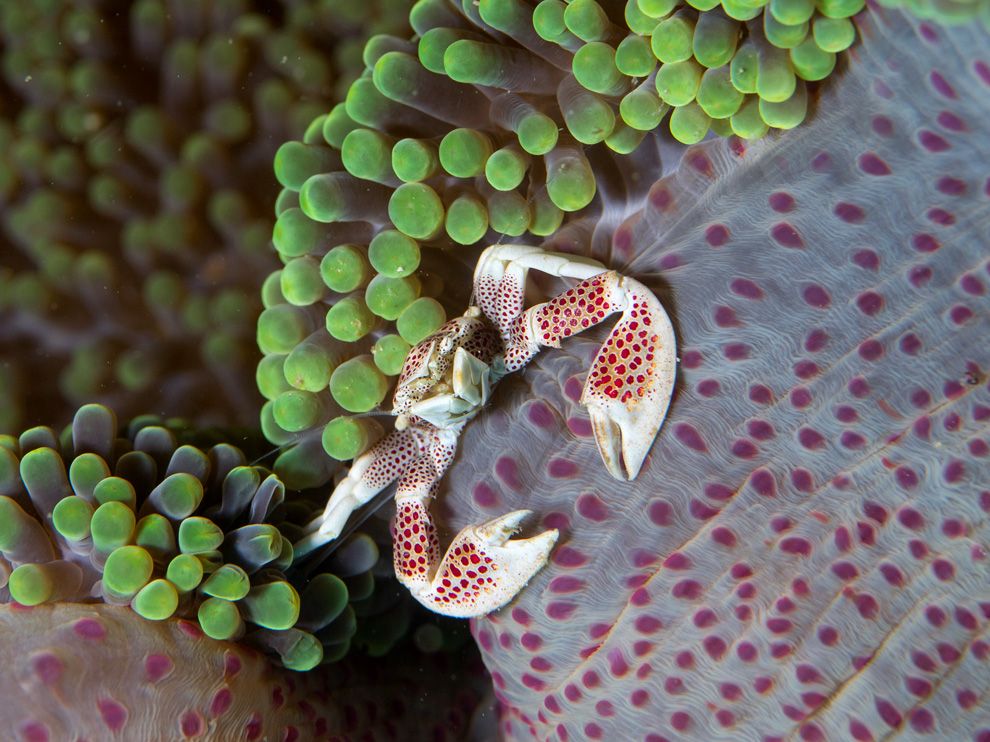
[580, 275, 677, 480]
[395, 503, 558, 618]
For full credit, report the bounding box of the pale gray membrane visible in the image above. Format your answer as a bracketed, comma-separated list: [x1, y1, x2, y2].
[443, 9, 990, 741]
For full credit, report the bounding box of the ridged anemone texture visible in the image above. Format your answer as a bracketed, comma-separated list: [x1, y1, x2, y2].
[0, 403, 460, 674]
[420, 8, 987, 741]
[876, 0, 989, 25]
[0, 0, 413, 434]
[0, 601, 490, 740]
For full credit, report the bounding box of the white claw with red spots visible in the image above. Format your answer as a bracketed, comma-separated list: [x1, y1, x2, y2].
[396, 506, 558, 618]
[482, 246, 677, 480]
[579, 274, 676, 480]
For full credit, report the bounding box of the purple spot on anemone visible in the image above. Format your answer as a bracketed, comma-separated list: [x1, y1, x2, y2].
[31, 653, 63, 686]
[858, 339, 885, 361]
[927, 207, 955, 225]
[871, 115, 894, 136]
[144, 653, 173, 683]
[919, 130, 950, 152]
[937, 110, 966, 131]
[723, 343, 750, 360]
[929, 70, 958, 98]
[575, 493, 609, 522]
[567, 416, 592, 437]
[180, 710, 205, 738]
[648, 499, 672, 526]
[473, 482, 498, 508]
[859, 153, 891, 175]
[553, 547, 588, 568]
[527, 401, 555, 429]
[705, 224, 730, 247]
[729, 278, 763, 299]
[98, 698, 128, 732]
[210, 688, 233, 717]
[697, 379, 720, 397]
[937, 176, 967, 195]
[548, 458, 579, 478]
[546, 602, 577, 620]
[811, 151, 831, 171]
[749, 469, 776, 497]
[852, 249, 879, 270]
[563, 376, 583, 402]
[769, 192, 795, 212]
[909, 264, 934, 286]
[19, 723, 49, 742]
[835, 201, 866, 223]
[771, 222, 803, 248]
[802, 284, 831, 308]
[73, 618, 106, 641]
[177, 620, 202, 639]
[495, 457, 523, 491]
[673, 423, 707, 452]
[713, 306, 741, 327]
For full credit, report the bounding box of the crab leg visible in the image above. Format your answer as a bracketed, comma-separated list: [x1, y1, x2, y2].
[293, 428, 429, 559]
[477, 246, 676, 480]
[473, 244, 606, 343]
[392, 435, 559, 618]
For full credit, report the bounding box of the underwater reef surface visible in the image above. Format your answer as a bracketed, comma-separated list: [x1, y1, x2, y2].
[0, 404, 429, 671]
[0, 405, 490, 740]
[436, 8, 990, 740]
[0, 601, 490, 741]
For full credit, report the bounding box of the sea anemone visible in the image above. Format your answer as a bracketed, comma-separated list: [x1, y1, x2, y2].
[260, 0, 865, 481]
[1, 0, 987, 740]
[0, 600, 489, 740]
[0, 0, 412, 433]
[0, 403, 420, 671]
[434, 7, 990, 739]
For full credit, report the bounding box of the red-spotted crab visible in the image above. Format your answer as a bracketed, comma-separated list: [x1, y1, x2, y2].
[295, 246, 677, 617]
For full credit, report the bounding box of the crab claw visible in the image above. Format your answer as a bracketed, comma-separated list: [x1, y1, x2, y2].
[581, 275, 677, 480]
[397, 506, 558, 618]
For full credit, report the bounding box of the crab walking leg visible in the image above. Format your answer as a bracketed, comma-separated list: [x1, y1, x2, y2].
[508, 270, 677, 480]
[392, 434, 559, 618]
[293, 428, 430, 558]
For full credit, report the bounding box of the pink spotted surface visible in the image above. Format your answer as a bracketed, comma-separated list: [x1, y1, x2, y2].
[0, 603, 487, 741]
[439, 10, 990, 741]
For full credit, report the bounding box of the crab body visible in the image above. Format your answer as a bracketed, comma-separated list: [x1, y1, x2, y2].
[392, 311, 503, 432]
[295, 246, 677, 618]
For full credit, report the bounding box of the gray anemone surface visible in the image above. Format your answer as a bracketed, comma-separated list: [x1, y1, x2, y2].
[442, 8, 990, 741]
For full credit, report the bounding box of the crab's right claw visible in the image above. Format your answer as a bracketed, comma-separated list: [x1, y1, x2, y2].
[581, 276, 677, 480]
[407, 509, 558, 619]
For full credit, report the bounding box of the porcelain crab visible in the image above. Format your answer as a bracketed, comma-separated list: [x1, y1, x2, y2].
[295, 245, 677, 618]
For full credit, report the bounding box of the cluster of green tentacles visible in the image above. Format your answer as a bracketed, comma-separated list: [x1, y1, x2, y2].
[256, 0, 872, 475]
[0, 0, 413, 433]
[0, 404, 420, 671]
